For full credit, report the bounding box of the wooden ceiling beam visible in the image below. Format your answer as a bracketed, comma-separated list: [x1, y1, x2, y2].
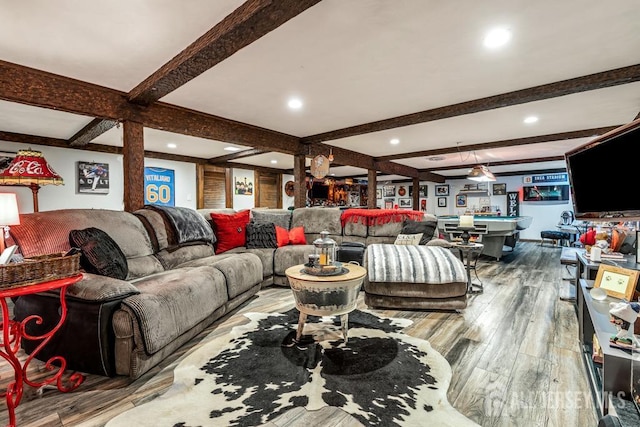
[0, 60, 300, 154]
[375, 126, 620, 162]
[208, 148, 267, 162]
[128, 0, 322, 104]
[68, 118, 118, 147]
[301, 64, 640, 144]
[422, 155, 565, 173]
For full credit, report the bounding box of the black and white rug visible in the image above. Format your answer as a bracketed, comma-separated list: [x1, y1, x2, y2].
[107, 309, 478, 427]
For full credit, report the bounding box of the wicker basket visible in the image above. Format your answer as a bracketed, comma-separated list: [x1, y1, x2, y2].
[0, 252, 81, 291]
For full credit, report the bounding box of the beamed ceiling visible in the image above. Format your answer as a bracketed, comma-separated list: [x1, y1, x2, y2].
[1, 0, 639, 183]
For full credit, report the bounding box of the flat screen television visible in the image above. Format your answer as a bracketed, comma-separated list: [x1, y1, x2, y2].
[310, 182, 329, 199]
[565, 118, 640, 220]
[522, 185, 570, 202]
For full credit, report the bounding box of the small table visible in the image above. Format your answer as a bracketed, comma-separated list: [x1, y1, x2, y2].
[285, 264, 366, 343]
[451, 242, 484, 294]
[0, 274, 85, 427]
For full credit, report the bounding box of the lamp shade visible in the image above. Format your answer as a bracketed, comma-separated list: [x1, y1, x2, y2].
[0, 149, 63, 186]
[467, 165, 496, 182]
[0, 193, 20, 226]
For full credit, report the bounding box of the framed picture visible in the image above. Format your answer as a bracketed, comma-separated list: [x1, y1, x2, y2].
[234, 176, 253, 195]
[435, 184, 449, 196]
[376, 188, 382, 199]
[383, 186, 396, 197]
[77, 162, 109, 194]
[384, 199, 394, 209]
[456, 194, 467, 208]
[493, 183, 507, 195]
[0, 152, 15, 173]
[409, 185, 428, 197]
[438, 197, 447, 207]
[420, 199, 427, 211]
[399, 198, 412, 208]
[594, 264, 639, 301]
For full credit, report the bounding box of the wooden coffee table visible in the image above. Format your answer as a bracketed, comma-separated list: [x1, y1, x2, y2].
[285, 263, 366, 343]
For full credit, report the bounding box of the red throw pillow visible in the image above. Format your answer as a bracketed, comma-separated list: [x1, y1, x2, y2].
[210, 210, 250, 254]
[275, 226, 290, 247]
[288, 226, 307, 245]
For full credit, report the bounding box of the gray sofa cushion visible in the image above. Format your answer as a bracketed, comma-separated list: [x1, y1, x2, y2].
[251, 209, 292, 230]
[273, 245, 316, 276]
[291, 207, 342, 236]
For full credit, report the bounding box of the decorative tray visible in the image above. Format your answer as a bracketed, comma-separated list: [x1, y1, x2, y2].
[0, 252, 81, 291]
[301, 262, 349, 277]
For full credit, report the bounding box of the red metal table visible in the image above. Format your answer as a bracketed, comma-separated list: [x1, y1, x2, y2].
[0, 274, 84, 427]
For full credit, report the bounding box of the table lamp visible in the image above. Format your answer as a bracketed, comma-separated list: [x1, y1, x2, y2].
[457, 214, 475, 245]
[0, 149, 63, 212]
[0, 193, 20, 252]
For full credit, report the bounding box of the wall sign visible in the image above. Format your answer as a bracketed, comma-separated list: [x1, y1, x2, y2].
[507, 191, 519, 216]
[523, 173, 568, 184]
[144, 167, 175, 206]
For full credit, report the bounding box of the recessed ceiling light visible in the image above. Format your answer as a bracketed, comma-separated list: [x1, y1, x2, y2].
[167, 143, 177, 149]
[427, 156, 445, 161]
[484, 28, 511, 49]
[270, 159, 278, 164]
[523, 116, 539, 124]
[287, 98, 303, 110]
[224, 146, 241, 152]
[390, 138, 400, 145]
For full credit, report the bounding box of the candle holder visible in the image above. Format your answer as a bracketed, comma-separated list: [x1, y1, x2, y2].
[456, 226, 476, 245]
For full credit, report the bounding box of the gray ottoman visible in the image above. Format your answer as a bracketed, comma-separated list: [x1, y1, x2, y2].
[364, 244, 468, 311]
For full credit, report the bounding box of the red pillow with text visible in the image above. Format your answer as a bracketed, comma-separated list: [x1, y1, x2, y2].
[210, 210, 251, 254]
[288, 226, 307, 245]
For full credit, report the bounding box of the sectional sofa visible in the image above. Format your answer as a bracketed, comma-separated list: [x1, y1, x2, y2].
[8, 206, 465, 380]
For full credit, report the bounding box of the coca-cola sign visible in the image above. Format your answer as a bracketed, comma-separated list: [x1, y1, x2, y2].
[8, 159, 44, 176]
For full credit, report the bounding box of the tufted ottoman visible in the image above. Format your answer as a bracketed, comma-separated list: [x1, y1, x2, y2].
[363, 244, 468, 311]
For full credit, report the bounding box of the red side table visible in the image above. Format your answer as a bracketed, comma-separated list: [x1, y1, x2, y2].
[0, 274, 85, 427]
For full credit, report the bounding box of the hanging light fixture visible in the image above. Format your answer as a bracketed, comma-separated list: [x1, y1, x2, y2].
[0, 149, 64, 212]
[466, 152, 496, 182]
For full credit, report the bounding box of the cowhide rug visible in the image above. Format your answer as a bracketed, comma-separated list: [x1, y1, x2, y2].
[106, 309, 478, 427]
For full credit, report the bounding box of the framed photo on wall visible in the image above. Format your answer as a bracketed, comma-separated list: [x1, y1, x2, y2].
[492, 183, 507, 195]
[77, 162, 109, 194]
[234, 176, 253, 195]
[384, 199, 394, 209]
[435, 184, 449, 196]
[456, 194, 467, 208]
[383, 186, 396, 197]
[438, 197, 447, 207]
[377, 188, 382, 199]
[399, 198, 412, 208]
[409, 185, 428, 197]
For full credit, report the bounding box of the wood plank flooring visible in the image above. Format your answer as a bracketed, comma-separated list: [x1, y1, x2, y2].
[0, 242, 599, 426]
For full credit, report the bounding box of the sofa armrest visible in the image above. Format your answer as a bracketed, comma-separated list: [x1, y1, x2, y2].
[426, 238, 454, 248]
[65, 272, 140, 302]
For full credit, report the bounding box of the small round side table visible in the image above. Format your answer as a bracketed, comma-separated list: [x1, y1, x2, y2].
[451, 242, 484, 294]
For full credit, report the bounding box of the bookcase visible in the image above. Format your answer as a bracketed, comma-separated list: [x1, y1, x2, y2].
[578, 279, 637, 418]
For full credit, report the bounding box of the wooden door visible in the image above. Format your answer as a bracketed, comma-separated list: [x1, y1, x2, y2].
[256, 171, 281, 208]
[201, 165, 226, 209]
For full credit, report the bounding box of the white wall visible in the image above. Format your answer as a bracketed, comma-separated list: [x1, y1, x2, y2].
[0, 140, 196, 213]
[377, 174, 573, 241]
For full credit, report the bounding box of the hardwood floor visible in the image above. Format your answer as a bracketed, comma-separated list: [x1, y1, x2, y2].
[0, 242, 598, 426]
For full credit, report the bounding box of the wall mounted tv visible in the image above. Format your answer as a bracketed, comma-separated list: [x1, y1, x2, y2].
[522, 185, 570, 202]
[565, 118, 640, 220]
[310, 182, 329, 199]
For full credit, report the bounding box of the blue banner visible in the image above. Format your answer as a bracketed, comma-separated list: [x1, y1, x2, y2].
[144, 167, 175, 207]
[523, 173, 568, 184]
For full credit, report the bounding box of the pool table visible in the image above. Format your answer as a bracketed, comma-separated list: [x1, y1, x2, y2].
[437, 215, 533, 260]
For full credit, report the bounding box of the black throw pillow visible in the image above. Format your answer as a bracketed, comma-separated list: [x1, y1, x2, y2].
[245, 222, 277, 249]
[69, 227, 129, 280]
[401, 219, 438, 245]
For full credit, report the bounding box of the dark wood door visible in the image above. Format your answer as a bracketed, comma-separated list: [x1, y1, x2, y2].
[257, 172, 281, 208]
[202, 169, 226, 209]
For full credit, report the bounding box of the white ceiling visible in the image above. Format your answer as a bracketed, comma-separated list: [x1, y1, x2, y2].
[1, 0, 639, 179]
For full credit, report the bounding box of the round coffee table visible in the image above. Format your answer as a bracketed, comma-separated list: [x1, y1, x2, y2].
[285, 263, 366, 343]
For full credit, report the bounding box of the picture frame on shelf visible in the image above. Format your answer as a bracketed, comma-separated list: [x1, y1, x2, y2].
[435, 184, 449, 196]
[456, 194, 467, 208]
[376, 188, 382, 199]
[438, 197, 447, 208]
[594, 264, 639, 301]
[399, 198, 412, 208]
[492, 183, 507, 195]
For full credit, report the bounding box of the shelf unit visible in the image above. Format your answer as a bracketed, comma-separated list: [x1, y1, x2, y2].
[578, 279, 637, 418]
